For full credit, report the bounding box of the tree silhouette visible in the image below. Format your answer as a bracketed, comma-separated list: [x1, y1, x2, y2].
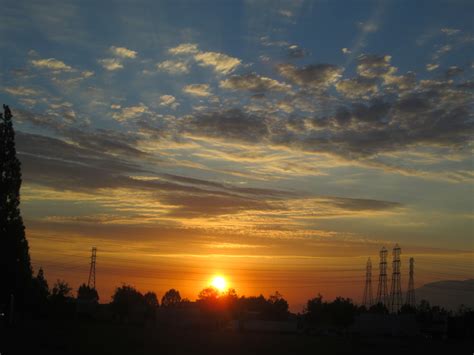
[144, 291, 159, 308]
[33, 268, 49, 301]
[51, 280, 72, 299]
[29, 267, 50, 317]
[305, 294, 357, 328]
[77, 283, 99, 303]
[267, 291, 290, 320]
[368, 302, 389, 314]
[111, 285, 158, 322]
[198, 286, 220, 301]
[161, 288, 181, 307]
[0, 104, 32, 310]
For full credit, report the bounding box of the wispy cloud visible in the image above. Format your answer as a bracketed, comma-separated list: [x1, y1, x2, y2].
[98, 58, 123, 71]
[110, 46, 137, 58]
[156, 60, 189, 74]
[112, 103, 150, 121]
[31, 58, 73, 71]
[168, 43, 199, 55]
[183, 83, 212, 97]
[194, 51, 241, 74]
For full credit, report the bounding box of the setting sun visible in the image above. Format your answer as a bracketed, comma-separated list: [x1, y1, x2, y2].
[211, 276, 227, 291]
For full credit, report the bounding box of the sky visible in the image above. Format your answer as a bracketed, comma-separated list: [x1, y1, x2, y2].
[1, 0, 473, 311]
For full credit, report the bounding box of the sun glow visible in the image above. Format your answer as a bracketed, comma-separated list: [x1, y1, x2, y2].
[211, 275, 227, 291]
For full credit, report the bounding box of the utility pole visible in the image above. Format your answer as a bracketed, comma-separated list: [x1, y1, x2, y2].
[389, 244, 402, 313]
[376, 247, 388, 306]
[405, 257, 415, 308]
[87, 247, 97, 289]
[362, 257, 373, 308]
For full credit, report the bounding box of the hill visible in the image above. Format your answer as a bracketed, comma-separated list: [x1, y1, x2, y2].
[415, 279, 474, 310]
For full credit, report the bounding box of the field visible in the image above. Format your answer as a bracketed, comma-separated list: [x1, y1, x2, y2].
[2, 320, 473, 355]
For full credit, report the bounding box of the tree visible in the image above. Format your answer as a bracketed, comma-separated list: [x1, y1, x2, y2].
[111, 284, 145, 321]
[161, 289, 181, 307]
[368, 302, 389, 314]
[33, 268, 49, 301]
[267, 291, 289, 319]
[29, 268, 50, 317]
[304, 294, 357, 328]
[51, 280, 72, 299]
[144, 291, 159, 321]
[198, 286, 220, 301]
[144, 291, 159, 308]
[0, 105, 33, 309]
[77, 283, 99, 303]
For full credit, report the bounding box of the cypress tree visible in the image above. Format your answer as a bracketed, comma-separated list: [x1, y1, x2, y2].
[0, 104, 32, 309]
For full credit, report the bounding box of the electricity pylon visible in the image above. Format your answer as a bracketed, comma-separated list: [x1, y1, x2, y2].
[87, 247, 97, 289]
[362, 257, 373, 308]
[405, 257, 415, 307]
[376, 247, 388, 306]
[389, 244, 402, 313]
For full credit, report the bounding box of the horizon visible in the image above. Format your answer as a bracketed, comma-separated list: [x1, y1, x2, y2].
[1, 0, 473, 313]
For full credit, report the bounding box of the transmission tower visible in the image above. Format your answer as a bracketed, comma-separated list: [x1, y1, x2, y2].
[389, 244, 402, 313]
[87, 247, 97, 289]
[405, 257, 415, 307]
[376, 247, 388, 306]
[362, 257, 373, 308]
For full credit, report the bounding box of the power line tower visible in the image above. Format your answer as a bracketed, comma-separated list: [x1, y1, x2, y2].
[405, 257, 415, 307]
[389, 244, 402, 313]
[87, 247, 97, 289]
[376, 247, 388, 306]
[362, 257, 373, 308]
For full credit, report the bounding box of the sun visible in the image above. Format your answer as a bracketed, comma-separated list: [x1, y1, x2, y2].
[211, 276, 227, 291]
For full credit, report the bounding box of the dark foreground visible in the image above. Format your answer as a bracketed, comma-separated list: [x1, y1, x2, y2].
[1, 320, 473, 355]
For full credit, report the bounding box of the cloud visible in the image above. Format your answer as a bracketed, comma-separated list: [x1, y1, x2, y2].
[18, 129, 405, 224]
[183, 84, 212, 97]
[326, 196, 401, 211]
[156, 60, 189, 74]
[278, 9, 293, 17]
[182, 108, 269, 142]
[159, 95, 179, 109]
[426, 63, 439, 71]
[444, 66, 463, 78]
[168, 43, 199, 55]
[356, 54, 396, 79]
[81, 70, 94, 78]
[112, 103, 150, 121]
[433, 44, 452, 61]
[98, 58, 123, 71]
[441, 28, 460, 36]
[194, 51, 241, 74]
[357, 21, 378, 33]
[220, 73, 291, 93]
[336, 76, 379, 98]
[164, 193, 274, 218]
[276, 63, 343, 90]
[260, 36, 290, 48]
[175, 67, 473, 172]
[287, 44, 307, 58]
[31, 58, 72, 71]
[110, 46, 137, 58]
[167, 43, 242, 74]
[4, 86, 40, 96]
[99, 46, 137, 71]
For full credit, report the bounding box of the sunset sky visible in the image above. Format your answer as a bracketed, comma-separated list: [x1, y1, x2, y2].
[1, 0, 473, 311]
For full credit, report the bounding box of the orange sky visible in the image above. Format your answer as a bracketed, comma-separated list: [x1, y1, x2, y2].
[28, 229, 474, 312]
